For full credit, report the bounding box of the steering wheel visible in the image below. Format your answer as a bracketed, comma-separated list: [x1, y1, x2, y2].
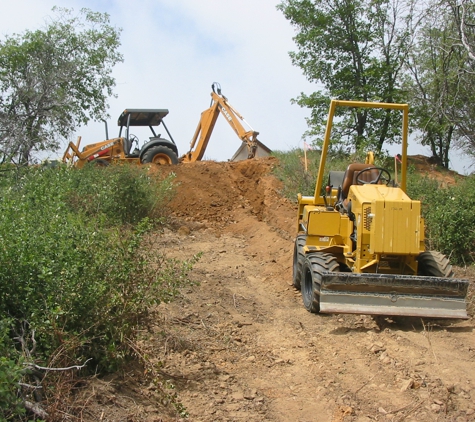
[129, 134, 139, 146]
[356, 167, 391, 185]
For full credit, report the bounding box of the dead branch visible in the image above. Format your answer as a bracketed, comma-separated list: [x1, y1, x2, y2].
[24, 400, 48, 419]
[353, 374, 377, 395]
[395, 399, 424, 422]
[421, 319, 439, 364]
[23, 358, 92, 372]
[387, 399, 421, 414]
[18, 382, 43, 390]
[13, 322, 36, 359]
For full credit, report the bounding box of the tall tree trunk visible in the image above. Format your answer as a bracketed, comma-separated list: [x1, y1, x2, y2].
[355, 110, 367, 150]
[443, 125, 454, 169]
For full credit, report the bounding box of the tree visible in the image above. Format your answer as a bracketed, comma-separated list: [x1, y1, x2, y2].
[450, 0, 475, 162]
[455, 0, 475, 62]
[0, 7, 123, 164]
[277, 0, 416, 153]
[404, 9, 460, 168]
[404, 0, 475, 167]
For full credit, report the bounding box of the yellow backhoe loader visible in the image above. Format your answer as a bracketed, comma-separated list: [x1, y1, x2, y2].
[293, 100, 469, 319]
[180, 83, 260, 162]
[63, 109, 179, 168]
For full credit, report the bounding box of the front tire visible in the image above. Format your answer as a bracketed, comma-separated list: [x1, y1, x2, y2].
[301, 253, 340, 313]
[292, 235, 306, 290]
[142, 146, 178, 165]
[417, 251, 454, 278]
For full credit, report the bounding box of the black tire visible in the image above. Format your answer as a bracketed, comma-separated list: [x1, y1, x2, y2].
[142, 146, 178, 165]
[292, 235, 307, 290]
[417, 251, 454, 278]
[301, 253, 340, 313]
[90, 158, 109, 167]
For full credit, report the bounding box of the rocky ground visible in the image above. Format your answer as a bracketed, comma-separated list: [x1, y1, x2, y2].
[75, 158, 474, 422]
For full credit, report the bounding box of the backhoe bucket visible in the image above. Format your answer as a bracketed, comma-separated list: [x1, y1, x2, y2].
[319, 272, 469, 319]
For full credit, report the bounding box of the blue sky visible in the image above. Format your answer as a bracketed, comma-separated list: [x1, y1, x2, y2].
[2, 0, 473, 174]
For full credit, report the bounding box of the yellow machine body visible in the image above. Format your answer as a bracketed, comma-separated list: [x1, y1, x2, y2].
[63, 109, 179, 168]
[295, 100, 468, 319]
[63, 136, 134, 169]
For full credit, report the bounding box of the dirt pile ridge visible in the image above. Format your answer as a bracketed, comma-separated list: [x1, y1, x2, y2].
[82, 157, 474, 422]
[166, 157, 294, 235]
[407, 155, 463, 186]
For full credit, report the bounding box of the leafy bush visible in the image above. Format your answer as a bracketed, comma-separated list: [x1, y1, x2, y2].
[272, 148, 368, 199]
[0, 164, 196, 416]
[405, 168, 475, 264]
[271, 148, 320, 198]
[417, 175, 475, 265]
[63, 164, 175, 225]
[405, 165, 440, 201]
[0, 319, 24, 420]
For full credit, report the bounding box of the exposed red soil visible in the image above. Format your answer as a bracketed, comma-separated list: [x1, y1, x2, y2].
[408, 155, 463, 186]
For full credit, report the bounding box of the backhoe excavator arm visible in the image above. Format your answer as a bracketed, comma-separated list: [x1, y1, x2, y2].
[180, 83, 259, 163]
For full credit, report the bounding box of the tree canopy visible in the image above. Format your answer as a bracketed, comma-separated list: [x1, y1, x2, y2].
[279, 0, 475, 168]
[277, 0, 416, 154]
[402, 0, 475, 167]
[403, 3, 468, 167]
[0, 7, 123, 164]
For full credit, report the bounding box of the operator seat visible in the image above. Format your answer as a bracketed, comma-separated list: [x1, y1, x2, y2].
[340, 163, 380, 202]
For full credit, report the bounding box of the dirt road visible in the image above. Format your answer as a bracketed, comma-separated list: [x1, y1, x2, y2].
[87, 158, 475, 422]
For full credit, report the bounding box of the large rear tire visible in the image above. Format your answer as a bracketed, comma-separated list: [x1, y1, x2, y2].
[417, 251, 454, 278]
[142, 146, 178, 165]
[301, 253, 340, 313]
[89, 158, 109, 167]
[292, 235, 306, 290]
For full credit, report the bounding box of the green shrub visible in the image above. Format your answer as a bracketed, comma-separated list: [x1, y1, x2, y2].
[405, 168, 475, 264]
[0, 319, 24, 420]
[272, 148, 320, 198]
[272, 148, 375, 200]
[419, 175, 475, 265]
[0, 164, 197, 415]
[405, 165, 439, 201]
[62, 164, 175, 226]
[0, 165, 192, 362]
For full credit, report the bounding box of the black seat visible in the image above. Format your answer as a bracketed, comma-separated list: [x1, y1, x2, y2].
[328, 171, 345, 191]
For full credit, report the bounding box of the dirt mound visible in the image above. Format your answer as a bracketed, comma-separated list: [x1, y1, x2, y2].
[408, 155, 462, 185]
[165, 157, 295, 238]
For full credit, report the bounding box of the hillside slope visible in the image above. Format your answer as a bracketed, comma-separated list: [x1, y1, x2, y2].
[81, 158, 474, 422]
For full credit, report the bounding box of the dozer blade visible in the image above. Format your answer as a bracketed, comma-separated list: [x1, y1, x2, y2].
[319, 272, 469, 319]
